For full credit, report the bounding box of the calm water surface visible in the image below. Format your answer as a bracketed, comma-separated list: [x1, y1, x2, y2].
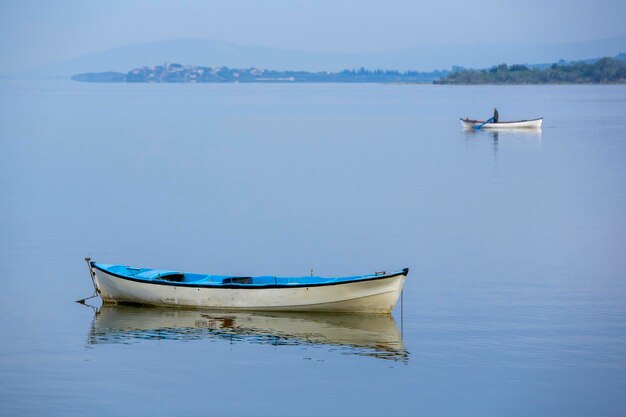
[1, 81, 625, 416]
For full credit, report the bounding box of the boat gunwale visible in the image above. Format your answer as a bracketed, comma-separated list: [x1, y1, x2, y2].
[91, 263, 409, 290]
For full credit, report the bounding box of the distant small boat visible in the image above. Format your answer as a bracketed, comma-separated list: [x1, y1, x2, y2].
[461, 117, 543, 129]
[87, 260, 408, 314]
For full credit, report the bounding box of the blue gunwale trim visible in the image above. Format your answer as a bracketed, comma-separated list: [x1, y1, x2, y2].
[91, 263, 409, 290]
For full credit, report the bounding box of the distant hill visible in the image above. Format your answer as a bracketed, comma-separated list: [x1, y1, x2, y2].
[527, 51, 626, 69]
[30, 39, 348, 78]
[23, 35, 626, 78]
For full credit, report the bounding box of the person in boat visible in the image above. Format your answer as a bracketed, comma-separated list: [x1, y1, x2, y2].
[493, 108, 499, 123]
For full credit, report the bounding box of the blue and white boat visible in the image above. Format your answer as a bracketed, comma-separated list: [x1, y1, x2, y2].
[86, 259, 409, 314]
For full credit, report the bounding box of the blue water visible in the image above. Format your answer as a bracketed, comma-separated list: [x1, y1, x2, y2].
[1, 81, 625, 416]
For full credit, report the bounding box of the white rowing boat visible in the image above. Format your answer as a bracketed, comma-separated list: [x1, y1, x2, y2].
[86, 259, 408, 314]
[461, 117, 543, 129]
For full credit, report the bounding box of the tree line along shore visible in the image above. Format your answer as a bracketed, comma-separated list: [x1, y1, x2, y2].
[71, 64, 446, 83]
[435, 57, 626, 84]
[72, 55, 626, 84]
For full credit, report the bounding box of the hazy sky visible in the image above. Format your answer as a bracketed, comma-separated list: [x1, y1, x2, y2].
[1, 0, 625, 71]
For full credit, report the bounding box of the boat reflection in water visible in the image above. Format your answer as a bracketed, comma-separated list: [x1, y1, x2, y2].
[463, 127, 542, 156]
[88, 304, 408, 362]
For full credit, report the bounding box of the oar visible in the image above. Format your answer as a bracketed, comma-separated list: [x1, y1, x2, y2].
[474, 117, 494, 130]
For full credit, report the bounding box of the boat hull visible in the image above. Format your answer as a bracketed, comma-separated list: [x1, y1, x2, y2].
[461, 117, 542, 129]
[92, 266, 406, 313]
